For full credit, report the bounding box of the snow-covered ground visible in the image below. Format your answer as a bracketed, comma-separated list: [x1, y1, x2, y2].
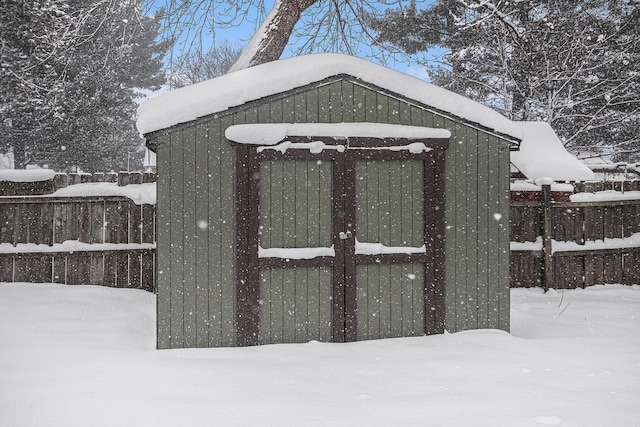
[1, 283, 639, 427]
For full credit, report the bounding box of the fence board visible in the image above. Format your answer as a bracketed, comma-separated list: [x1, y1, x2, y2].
[141, 205, 155, 243]
[117, 253, 129, 288]
[91, 201, 105, 243]
[0, 257, 12, 281]
[0, 204, 11, 243]
[78, 202, 91, 243]
[90, 255, 104, 286]
[130, 203, 142, 244]
[141, 252, 155, 292]
[104, 254, 117, 287]
[39, 203, 54, 246]
[53, 204, 67, 244]
[584, 206, 600, 242]
[624, 205, 640, 238]
[14, 204, 27, 244]
[52, 257, 65, 283]
[604, 253, 623, 284]
[623, 252, 640, 285]
[130, 253, 142, 289]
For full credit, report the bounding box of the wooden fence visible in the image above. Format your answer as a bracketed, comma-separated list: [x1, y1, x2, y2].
[0, 170, 157, 196]
[511, 182, 640, 289]
[0, 172, 156, 291]
[2, 172, 639, 292]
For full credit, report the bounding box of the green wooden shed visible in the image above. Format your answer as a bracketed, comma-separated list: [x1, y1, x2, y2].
[137, 54, 521, 349]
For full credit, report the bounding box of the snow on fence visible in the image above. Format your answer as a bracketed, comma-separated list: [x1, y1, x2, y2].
[0, 170, 156, 196]
[510, 181, 640, 289]
[2, 172, 639, 291]
[0, 172, 156, 291]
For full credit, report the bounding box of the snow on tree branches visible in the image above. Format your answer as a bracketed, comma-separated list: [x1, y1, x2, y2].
[368, 0, 640, 161]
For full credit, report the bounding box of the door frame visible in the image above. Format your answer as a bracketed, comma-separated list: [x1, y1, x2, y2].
[235, 136, 448, 346]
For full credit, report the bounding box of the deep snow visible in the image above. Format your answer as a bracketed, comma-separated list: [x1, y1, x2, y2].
[1, 282, 639, 426]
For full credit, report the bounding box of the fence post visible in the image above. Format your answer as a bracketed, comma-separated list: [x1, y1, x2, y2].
[542, 184, 553, 291]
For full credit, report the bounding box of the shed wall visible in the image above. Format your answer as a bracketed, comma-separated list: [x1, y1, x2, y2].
[155, 118, 237, 349]
[151, 76, 511, 348]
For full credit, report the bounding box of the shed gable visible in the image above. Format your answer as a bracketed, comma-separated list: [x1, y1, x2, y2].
[148, 74, 518, 153]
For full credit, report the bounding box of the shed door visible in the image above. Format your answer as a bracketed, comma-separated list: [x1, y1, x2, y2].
[351, 158, 428, 341]
[236, 139, 446, 346]
[257, 157, 335, 345]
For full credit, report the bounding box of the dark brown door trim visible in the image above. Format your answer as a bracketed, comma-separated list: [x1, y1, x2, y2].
[424, 149, 446, 335]
[235, 138, 447, 346]
[235, 145, 261, 346]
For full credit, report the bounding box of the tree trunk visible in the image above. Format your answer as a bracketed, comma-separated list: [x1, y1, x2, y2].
[229, 0, 319, 72]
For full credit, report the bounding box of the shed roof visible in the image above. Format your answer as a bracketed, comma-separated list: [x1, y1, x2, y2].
[136, 53, 523, 140]
[511, 122, 595, 181]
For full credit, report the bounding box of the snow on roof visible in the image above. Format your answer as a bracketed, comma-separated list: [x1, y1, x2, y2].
[136, 53, 523, 139]
[225, 122, 451, 145]
[510, 122, 595, 181]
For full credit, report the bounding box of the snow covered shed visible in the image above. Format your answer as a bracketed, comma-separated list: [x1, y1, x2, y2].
[137, 54, 520, 349]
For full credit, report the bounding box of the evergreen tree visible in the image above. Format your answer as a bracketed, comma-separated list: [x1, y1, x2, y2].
[0, 0, 73, 168]
[1, 0, 168, 171]
[368, 0, 640, 160]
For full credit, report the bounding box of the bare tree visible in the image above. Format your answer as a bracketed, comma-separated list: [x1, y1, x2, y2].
[228, 0, 318, 71]
[143, 0, 409, 71]
[169, 40, 243, 87]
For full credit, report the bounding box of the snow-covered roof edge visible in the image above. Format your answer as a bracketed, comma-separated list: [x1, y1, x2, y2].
[510, 122, 594, 181]
[137, 54, 523, 140]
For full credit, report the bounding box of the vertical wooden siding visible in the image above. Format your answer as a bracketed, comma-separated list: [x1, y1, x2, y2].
[258, 267, 333, 344]
[154, 75, 512, 347]
[259, 160, 333, 249]
[356, 263, 425, 340]
[444, 126, 511, 333]
[154, 117, 237, 349]
[257, 160, 334, 343]
[354, 160, 427, 340]
[355, 160, 424, 247]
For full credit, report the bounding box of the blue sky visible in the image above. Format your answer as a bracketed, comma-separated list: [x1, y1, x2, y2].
[146, 0, 443, 82]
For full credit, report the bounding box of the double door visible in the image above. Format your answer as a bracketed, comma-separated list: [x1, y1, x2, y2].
[236, 139, 445, 345]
